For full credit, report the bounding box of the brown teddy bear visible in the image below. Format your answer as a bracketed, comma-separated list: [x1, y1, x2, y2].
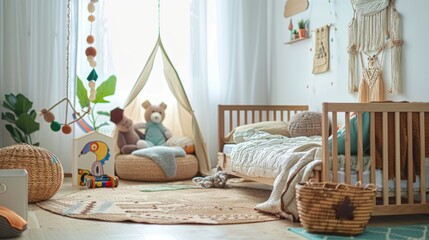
[133, 100, 172, 147]
[110, 107, 146, 154]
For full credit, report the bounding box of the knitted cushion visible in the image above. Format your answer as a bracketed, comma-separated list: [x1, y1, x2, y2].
[0, 144, 63, 203]
[115, 154, 198, 182]
[288, 111, 322, 137]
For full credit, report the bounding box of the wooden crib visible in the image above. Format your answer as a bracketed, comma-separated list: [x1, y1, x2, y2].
[321, 102, 429, 216]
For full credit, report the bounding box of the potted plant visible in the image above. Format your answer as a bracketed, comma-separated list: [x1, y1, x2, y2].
[298, 19, 308, 38]
[1, 93, 40, 145]
[292, 29, 299, 40]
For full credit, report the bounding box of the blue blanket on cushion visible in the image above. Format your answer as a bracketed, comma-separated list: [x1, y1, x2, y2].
[132, 146, 185, 178]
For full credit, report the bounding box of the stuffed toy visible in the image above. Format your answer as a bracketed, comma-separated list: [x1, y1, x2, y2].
[134, 100, 172, 147]
[192, 166, 228, 188]
[110, 107, 146, 154]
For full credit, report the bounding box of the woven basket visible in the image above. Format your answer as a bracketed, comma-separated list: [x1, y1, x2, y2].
[0, 144, 64, 203]
[115, 154, 198, 181]
[295, 181, 376, 236]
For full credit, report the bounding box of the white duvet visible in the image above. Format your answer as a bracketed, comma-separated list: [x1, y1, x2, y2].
[230, 129, 323, 220]
[230, 129, 322, 178]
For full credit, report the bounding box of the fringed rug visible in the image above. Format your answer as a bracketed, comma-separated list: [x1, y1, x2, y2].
[36, 185, 279, 224]
[288, 224, 429, 240]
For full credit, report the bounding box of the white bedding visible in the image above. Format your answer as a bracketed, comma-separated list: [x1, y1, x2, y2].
[230, 130, 322, 178]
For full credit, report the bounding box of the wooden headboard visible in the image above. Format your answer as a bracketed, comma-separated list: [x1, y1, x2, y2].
[218, 105, 309, 152]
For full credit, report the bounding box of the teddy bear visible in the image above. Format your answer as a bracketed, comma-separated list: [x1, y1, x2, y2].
[133, 100, 172, 147]
[192, 166, 228, 188]
[110, 107, 146, 154]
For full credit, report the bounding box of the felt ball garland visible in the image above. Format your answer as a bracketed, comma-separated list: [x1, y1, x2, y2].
[85, 0, 99, 102]
[41, 0, 93, 134]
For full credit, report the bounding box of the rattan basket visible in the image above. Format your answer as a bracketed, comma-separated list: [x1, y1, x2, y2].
[295, 181, 376, 236]
[0, 144, 63, 203]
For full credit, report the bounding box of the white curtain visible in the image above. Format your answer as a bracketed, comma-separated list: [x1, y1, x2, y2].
[190, 0, 272, 166]
[0, 0, 77, 173]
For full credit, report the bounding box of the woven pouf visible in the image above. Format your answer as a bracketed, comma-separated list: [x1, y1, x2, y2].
[0, 144, 64, 203]
[115, 154, 198, 181]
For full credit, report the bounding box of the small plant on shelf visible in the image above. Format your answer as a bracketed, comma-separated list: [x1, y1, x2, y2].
[292, 29, 299, 40]
[297, 19, 308, 38]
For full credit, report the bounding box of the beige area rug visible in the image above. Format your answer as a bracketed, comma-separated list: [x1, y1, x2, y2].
[36, 185, 279, 224]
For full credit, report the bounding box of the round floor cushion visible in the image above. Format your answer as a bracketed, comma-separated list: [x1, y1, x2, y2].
[0, 144, 63, 203]
[115, 154, 198, 181]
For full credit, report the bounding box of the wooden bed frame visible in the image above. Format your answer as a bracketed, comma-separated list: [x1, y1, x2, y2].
[218, 102, 429, 216]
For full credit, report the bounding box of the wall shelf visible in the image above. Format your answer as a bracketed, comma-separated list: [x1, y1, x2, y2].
[284, 37, 309, 44]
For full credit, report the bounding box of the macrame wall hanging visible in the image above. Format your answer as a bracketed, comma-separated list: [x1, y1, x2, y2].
[347, 0, 402, 102]
[41, 0, 97, 133]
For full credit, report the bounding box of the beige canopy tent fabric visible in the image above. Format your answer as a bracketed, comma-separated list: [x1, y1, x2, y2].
[114, 35, 212, 176]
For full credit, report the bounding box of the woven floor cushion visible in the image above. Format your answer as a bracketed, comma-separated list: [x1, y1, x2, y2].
[115, 154, 198, 181]
[0, 144, 63, 203]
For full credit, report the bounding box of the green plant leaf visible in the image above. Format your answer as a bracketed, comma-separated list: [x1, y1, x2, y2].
[5, 124, 26, 143]
[29, 109, 37, 120]
[3, 93, 16, 112]
[14, 94, 33, 116]
[16, 114, 40, 135]
[96, 111, 111, 117]
[76, 76, 90, 108]
[96, 122, 110, 129]
[1, 112, 16, 124]
[33, 142, 40, 146]
[93, 75, 117, 103]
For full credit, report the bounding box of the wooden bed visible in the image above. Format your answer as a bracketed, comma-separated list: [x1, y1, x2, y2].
[217, 104, 314, 185]
[218, 102, 429, 216]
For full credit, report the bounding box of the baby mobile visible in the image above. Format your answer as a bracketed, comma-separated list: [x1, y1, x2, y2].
[41, 0, 99, 134]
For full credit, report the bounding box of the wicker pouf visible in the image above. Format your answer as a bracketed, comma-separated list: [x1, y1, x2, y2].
[115, 154, 198, 181]
[0, 144, 64, 203]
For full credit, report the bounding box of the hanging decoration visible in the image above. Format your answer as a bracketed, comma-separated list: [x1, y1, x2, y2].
[347, 0, 402, 101]
[312, 25, 330, 74]
[41, 0, 100, 134]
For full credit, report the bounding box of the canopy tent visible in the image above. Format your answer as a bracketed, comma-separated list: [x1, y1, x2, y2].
[119, 35, 212, 176]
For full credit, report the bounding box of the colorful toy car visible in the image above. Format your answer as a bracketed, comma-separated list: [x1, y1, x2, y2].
[84, 174, 119, 189]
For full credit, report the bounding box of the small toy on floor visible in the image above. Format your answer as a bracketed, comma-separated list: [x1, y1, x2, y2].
[192, 166, 228, 188]
[0, 206, 27, 238]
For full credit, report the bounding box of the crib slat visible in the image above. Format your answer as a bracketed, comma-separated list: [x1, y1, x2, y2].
[345, 112, 351, 184]
[332, 113, 338, 182]
[394, 112, 401, 204]
[407, 112, 414, 204]
[420, 112, 426, 204]
[370, 112, 376, 206]
[382, 112, 389, 205]
[357, 112, 363, 182]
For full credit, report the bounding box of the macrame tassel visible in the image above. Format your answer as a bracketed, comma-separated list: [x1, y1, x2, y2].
[358, 77, 369, 102]
[389, 8, 402, 94]
[348, 18, 358, 93]
[371, 71, 385, 101]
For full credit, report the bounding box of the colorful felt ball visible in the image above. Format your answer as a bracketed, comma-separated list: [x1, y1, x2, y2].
[88, 3, 95, 13]
[88, 80, 96, 88]
[50, 121, 61, 132]
[41, 108, 55, 123]
[89, 60, 97, 68]
[62, 125, 72, 134]
[85, 47, 97, 57]
[88, 15, 95, 22]
[86, 35, 95, 44]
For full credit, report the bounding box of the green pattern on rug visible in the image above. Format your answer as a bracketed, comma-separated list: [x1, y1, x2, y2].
[289, 224, 429, 240]
[140, 185, 199, 192]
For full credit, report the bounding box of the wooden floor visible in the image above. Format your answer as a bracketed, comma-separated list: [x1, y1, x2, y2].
[16, 177, 429, 240]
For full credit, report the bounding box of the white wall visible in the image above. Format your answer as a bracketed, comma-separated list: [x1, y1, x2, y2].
[271, 0, 429, 111]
